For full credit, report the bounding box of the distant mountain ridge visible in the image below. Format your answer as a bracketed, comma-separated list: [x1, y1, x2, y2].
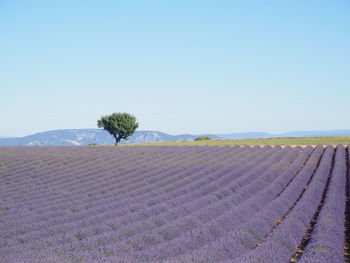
[0, 129, 350, 146]
[0, 129, 197, 146]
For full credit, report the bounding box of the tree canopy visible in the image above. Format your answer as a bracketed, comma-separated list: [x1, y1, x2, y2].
[97, 113, 138, 145]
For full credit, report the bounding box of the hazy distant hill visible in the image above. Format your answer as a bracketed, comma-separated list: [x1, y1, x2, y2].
[215, 130, 350, 139]
[212, 132, 271, 139]
[277, 130, 350, 137]
[0, 129, 197, 146]
[0, 129, 350, 146]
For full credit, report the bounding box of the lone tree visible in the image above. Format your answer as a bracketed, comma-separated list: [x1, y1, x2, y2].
[97, 113, 139, 145]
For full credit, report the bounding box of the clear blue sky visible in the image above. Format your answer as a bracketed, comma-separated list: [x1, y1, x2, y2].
[1, 0, 349, 137]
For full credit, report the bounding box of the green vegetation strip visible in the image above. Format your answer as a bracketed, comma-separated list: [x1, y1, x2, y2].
[119, 136, 350, 146]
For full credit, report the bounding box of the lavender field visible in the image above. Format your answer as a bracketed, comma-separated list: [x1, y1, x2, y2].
[0, 145, 349, 263]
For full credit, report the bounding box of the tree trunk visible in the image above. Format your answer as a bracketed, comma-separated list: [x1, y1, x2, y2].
[113, 134, 119, 146]
[114, 134, 122, 146]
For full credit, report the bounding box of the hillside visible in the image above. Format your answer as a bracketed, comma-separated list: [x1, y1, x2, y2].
[0, 129, 197, 146]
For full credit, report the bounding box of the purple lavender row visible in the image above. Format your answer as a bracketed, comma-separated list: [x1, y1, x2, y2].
[0, 149, 288, 260]
[1, 146, 249, 235]
[1, 146, 290, 262]
[1, 147, 269, 253]
[0, 146, 258, 252]
[0, 146, 224, 208]
[298, 145, 346, 263]
[1, 146, 218, 231]
[0, 147, 216, 230]
[168, 145, 322, 263]
[0, 145, 168, 198]
[51, 146, 281, 247]
[138, 146, 319, 263]
[160, 145, 317, 262]
[0, 148, 224, 225]
[0, 150, 175, 220]
[225, 145, 334, 263]
[2, 145, 201, 195]
[0, 146, 260, 262]
[0, 146, 322, 262]
[94, 147, 303, 261]
[33, 146, 232, 201]
[0, 145, 218, 214]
